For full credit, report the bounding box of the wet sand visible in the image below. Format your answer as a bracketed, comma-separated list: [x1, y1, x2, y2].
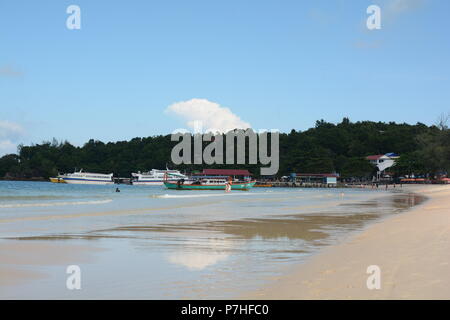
[0, 242, 103, 287]
[244, 185, 450, 299]
[1, 185, 428, 299]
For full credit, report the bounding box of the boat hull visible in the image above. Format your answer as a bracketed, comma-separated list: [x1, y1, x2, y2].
[132, 181, 164, 186]
[63, 178, 114, 185]
[164, 181, 256, 190]
[131, 170, 187, 186]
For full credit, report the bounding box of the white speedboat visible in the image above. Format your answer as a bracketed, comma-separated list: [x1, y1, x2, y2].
[131, 169, 187, 185]
[59, 169, 114, 185]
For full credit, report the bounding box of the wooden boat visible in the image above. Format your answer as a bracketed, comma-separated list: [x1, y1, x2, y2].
[164, 176, 256, 190]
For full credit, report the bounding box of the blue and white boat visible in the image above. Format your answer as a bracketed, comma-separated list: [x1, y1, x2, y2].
[59, 170, 114, 185]
[131, 169, 186, 185]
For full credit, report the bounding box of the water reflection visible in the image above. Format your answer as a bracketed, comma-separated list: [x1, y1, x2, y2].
[0, 188, 428, 299]
[167, 239, 233, 270]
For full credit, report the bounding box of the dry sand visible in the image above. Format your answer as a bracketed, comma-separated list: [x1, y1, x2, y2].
[245, 185, 450, 299]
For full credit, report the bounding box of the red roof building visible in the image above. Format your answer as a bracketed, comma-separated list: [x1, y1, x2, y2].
[366, 155, 384, 161]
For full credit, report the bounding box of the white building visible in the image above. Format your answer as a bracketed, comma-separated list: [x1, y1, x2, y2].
[366, 153, 399, 180]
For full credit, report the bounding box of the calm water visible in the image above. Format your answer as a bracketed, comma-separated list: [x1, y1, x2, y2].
[0, 181, 424, 299]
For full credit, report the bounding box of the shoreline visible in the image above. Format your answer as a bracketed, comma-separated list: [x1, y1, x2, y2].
[0, 178, 47, 182]
[1, 185, 448, 299]
[2, 178, 448, 190]
[243, 185, 450, 299]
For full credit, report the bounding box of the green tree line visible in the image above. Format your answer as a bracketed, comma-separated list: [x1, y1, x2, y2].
[1, 118, 448, 179]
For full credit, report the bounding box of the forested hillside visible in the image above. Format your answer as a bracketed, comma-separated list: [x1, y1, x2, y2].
[1, 118, 448, 179]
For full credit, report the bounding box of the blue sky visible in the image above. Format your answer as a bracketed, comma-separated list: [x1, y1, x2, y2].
[1, 0, 449, 155]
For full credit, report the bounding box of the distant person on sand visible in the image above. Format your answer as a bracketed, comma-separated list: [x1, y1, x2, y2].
[116, 188, 120, 193]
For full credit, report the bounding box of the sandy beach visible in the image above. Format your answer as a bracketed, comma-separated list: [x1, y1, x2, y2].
[0, 182, 448, 299]
[245, 185, 450, 299]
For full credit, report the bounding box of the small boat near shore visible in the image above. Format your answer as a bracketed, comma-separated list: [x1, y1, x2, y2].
[58, 170, 114, 185]
[49, 177, 66, 183]
[164, 176, 256, 190]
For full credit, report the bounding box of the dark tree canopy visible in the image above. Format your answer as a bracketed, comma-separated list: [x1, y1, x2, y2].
[1, 119, 448, 179]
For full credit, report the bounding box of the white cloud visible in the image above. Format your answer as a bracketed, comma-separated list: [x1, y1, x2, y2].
[165, 98, 251, 133]
[382, 0, 425, 23]
[0, 121, 25, 156]
[0, 121, 24, 140]
[386, 0, 425, 14]
[0, 140, 17, 155]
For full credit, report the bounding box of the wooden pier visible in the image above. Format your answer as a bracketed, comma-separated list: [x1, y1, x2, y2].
[255, 181, 383, 188]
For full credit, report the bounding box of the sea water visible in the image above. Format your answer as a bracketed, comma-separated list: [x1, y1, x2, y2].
[0, 181, 424, 299]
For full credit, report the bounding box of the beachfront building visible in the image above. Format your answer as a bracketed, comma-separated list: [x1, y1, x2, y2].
[193, 169, 252, 181]
[366, 153, 399, 181]
[290, 173, 339, 185]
